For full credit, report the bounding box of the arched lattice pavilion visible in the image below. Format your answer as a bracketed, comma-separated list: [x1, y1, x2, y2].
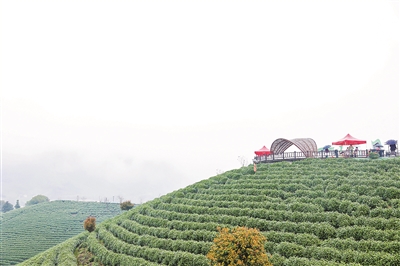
[270, 138, 317, 157]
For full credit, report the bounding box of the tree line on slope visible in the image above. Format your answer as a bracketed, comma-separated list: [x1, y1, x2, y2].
[1, 195, 49, 213]
[2, 194, 136, 213]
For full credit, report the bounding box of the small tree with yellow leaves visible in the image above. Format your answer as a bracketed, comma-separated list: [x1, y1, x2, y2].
[207, 226, 272, 266]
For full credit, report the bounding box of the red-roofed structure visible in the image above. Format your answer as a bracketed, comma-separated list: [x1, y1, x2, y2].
[254, 146, 271, 156]
[332, 134, 366, 146]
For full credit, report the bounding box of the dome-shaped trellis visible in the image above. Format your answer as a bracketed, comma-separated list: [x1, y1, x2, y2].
[270, 138, 317, 157]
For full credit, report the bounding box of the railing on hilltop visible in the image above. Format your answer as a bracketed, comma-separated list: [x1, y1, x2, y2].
[253, 150, 398, 164]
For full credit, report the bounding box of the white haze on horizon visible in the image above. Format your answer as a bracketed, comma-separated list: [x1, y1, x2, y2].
[1, 0, 399, 206]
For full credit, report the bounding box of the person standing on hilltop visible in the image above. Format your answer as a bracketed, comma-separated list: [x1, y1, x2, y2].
[348, 145, 354, 157]
[390, 144, 397, 156]
[324, 148, 329, 158]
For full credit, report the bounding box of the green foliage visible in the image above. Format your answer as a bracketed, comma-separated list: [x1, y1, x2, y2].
[1, 201, 14, 213]
[25, 195, 50, 206]
[207, 226, 272, 266]
[120, 200, 135, 211]
[369, 152, 380, 159]
[75, 245, 100, 266]
[175, 191, 185, 198]
[0, 200, 122, 265]
[18, 232, 89, 266]
[84, 216, 96, 232]
[15, 157, 400, 266]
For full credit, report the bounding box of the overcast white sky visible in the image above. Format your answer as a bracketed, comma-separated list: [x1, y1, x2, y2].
[1, 0, 399, 206]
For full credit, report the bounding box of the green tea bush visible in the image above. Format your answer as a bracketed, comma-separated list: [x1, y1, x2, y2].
[369, 152, 379, 159]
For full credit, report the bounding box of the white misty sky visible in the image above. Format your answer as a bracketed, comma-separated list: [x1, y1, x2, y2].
[1, 0, 399, 205]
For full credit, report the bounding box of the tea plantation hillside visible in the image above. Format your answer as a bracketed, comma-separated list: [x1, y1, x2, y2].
[0, 200, 123, 265]
[19, 158, 400, 266]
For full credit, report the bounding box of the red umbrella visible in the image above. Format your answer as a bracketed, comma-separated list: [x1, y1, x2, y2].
[332, 133, 366, 146]
[254, 146, 271, 156]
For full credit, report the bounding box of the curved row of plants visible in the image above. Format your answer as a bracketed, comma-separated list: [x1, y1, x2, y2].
[18, 232, 88, 266]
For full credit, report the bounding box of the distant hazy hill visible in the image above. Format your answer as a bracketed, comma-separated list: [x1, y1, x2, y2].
[0, 200, 123, 265]
[18, 157, 400, 266]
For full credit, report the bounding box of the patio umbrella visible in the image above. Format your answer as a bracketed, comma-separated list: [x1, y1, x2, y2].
[254, 146, 271, 156]
[385, 139, 398, 145]
[318, 146, 334, 151]
[332, 133, 366, 146]
[371, 139, 382, 147]
[386, 140, 397, 153]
